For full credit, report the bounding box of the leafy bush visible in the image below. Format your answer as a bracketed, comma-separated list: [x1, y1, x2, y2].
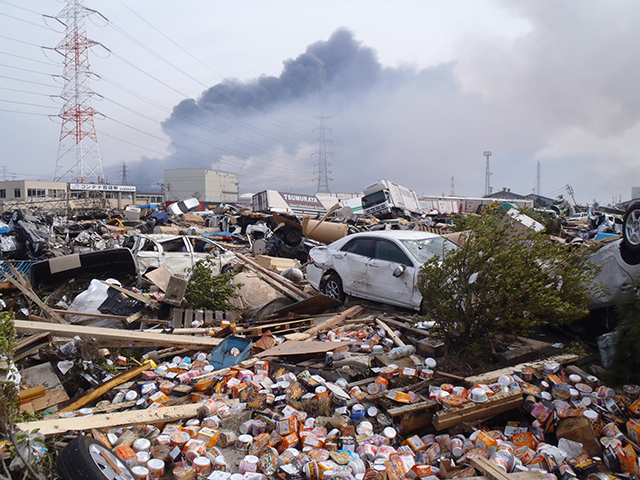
[605, 294, 640, 385]
[417, 208, 599, 349]
[184, 257, 240, 312]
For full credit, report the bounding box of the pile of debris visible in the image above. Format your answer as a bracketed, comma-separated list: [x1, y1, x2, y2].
[0, 192, 638, 480]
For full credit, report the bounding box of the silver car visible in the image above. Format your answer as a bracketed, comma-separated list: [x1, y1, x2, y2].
[307, 230, 458, 311]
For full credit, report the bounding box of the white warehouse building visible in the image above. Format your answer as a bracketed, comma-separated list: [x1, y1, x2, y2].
[164, 169, 238, 203]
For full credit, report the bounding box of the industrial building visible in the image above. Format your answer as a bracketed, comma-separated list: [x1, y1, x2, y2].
[164, 169, 238, 203]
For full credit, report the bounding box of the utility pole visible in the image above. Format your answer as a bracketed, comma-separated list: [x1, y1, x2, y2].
[483, 151, 492, 196]
[53, 0, 106, 184]
[536, 161, 541, 195]
[313, 116, 333, 193]
[119, 161, 130, 185]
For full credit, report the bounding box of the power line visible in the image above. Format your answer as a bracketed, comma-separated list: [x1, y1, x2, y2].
[0, 98, 56, 108]
[0, 74, 54, 87]
[99, 130, 314, 185]
[0, 86, 56, 97]
[0, 50, 59, 66]
[0, 108, 53, 116]
[0, 0, 45, 16]
[0, 11, 49, 30]
[0, 62, 57, 76]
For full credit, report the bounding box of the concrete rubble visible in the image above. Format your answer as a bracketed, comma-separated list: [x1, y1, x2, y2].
[0, 193, 638, 480]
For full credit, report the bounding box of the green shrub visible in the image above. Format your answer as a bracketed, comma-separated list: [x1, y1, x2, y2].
[184, 257, 240, 312]
[417, 208, 599, 350]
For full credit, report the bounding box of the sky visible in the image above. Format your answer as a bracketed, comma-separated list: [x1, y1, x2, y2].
[0, 0, 639, 206]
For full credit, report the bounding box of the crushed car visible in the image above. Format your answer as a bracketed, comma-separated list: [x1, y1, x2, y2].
[122, 234, 237, 277]
[307, 230, 458, 311]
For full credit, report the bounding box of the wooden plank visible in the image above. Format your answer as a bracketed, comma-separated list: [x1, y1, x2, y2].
[59, 361, 153, 413]
[376, 318, 422, 366]
[51, 309, 169, 325]
[470, 457, 512, 480]
[235, 252, 307, 301]
[194, 310, 203, 325]
[13, 320, 223, 349]
[6, 263, 67, 324]
[432, 390, 523, 431]
[14, 332, 52, 361]
[99, 280, 159, 309]
[271, 294, 342, 318]
[465, 354, 580, 385]
[16, 403, 203, 437]
[204, 310, 214, 325]
[302, 306, 364, 339]
[499, 336, 555, 366]
[21, 362, 69, 412]
[387, 399, 438, 417]
[255, 340, 352, 358]
[172, 308, 184, 329]
[215, 311, 224, 321]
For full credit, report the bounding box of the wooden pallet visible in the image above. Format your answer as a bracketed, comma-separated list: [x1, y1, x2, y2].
[171, 308, 241, 328]
[236, 318, 314, 337]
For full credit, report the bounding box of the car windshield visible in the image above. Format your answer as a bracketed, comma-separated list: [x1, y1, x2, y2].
[400, 237, 458, 264]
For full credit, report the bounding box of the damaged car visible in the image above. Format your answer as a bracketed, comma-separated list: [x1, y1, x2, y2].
[307, 230, 458, 311]
[123, 234, 237, 277]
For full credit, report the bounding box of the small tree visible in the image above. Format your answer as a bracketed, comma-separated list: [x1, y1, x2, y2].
[184, 257, 241, 312]
[417, 208, 600, 349]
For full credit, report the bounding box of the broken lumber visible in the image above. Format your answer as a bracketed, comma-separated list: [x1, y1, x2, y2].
[375, 318, 422, 366]
[52, 309, 169, 325]
[469, 457, 513, 480]
[464, 353, 580, 385]
[6, 263, 67, 324]
[302, 306, 364, 338]
[99, 281, 160, 309]
[432, 390, 523, 431]
[13, 320, 222, 349]
[60, 361, 153, 413]
[235, 252, 307, 301]
[386, 399, 438, 417]
[16, 403, 203, 437]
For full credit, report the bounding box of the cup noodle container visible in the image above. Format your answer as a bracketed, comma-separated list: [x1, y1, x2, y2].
[131, 466, 149, 480]
[193, 456, 212, 476]
[146, 458, 165, 479]
[239, 455, 260, 474]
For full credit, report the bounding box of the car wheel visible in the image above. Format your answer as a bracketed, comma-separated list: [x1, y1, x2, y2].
[623, 203, 640, 253]
[322, 272, 345, 303]
[282, 227, 303, 247]
[58, 435, 136, 480]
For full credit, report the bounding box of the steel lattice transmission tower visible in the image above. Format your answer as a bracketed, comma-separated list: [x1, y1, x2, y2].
[483, 150, 492, 196]
[313, 116, 333, 193]
[53, 0, 105, 184]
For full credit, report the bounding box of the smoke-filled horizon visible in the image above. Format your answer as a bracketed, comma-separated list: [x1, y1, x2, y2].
[112, 2, 640, 204]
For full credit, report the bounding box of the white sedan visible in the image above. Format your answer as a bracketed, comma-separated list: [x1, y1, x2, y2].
[307, 230, 458, 311]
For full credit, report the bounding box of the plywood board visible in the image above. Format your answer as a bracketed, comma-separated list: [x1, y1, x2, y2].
[14, 320, 222, 349]
[16, 403, 202, 437]
[21, 363, 69, 412]
[256, 340, 352, 358]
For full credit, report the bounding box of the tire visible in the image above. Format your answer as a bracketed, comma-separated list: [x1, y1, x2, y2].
[623, 203, 640, 253]
[322, 272, 345, 303]
[282, 227, 303, 247]
[58, 435, 136, 480]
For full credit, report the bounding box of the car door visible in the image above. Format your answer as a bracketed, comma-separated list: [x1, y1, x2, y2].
[156, 237, 194, 275]
[365, 239, 419, 308]
[334, 237, 375, 296]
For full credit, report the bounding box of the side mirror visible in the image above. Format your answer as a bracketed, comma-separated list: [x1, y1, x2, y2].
[393, 265, 406, 277]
